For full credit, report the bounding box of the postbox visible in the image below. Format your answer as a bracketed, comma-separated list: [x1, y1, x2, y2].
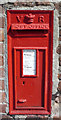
[7, 10, 53, 115]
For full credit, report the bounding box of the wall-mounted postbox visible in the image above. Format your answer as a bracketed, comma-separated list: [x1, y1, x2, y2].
[7, 10, 53, 115]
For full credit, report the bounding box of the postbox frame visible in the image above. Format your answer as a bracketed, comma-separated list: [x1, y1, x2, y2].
[7, 10, 53, 115]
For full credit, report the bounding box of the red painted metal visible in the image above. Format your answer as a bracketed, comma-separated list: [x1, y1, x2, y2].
[7, 10, 53, 115]
[11, 24, 49, 30]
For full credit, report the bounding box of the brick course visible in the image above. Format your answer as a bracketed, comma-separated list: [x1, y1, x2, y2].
[0, 104, 7, 113]
[0, 43, 4, 54]
[0, 68, 4, 78]
[0, 92, 6, 103]
[59, 37, 61, 41]
[0, 29, 4, 42]
[59, 57, 61, 66]
[0, 80, 4, 90]
[0, 56, 4, 66]
[58, 81, 61, 93]
[58, 74, 61, 80]
[0, 17, 5, 28]
[56, 45, 61, 54]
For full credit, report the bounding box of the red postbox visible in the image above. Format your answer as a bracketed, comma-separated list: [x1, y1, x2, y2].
[7, 10, 53, 115]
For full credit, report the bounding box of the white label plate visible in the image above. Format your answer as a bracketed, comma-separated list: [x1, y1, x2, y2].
[23, 50, 36, 75]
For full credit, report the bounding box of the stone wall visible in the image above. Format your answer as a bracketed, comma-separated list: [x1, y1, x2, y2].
[0, 0, 60, 120]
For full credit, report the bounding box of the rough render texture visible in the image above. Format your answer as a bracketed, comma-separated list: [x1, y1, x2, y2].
[0, 0, 60, 119]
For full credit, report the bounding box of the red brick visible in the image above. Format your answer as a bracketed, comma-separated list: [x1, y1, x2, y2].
[0, 68, 4, 77]
[59, 15, 61, 20]
[0, 92, 6, 103]
[0, 29, 4, 41]
[59, 19, 61, 26]
[55, 3, 59, 9]
[27, 116, 48, 120]
[59, 37, 61, 41]
[59, 29, 61, 35]
[59, 61, 61, 66]
[0, 43, 4, 54]
[59, 95, 61, 103]
[0, 56, 4, 66]
[59, 10, 61, 14]
[59, 57, 61, 66]
[0, 104, 7, 113]
[14, 1, 20, 6]
[58, 81, 61, 92]
[58, 74, 61, 80]
[59, 2, 61, 7]
[0, 80, 4, 90]
[0, 6, 4, 14]
[35, 2, 50, 6]
[53, 117, 60, 120]
[0, 17, 4, 28]
[56, 45, 61, 54]
[59, 56, 61, 61]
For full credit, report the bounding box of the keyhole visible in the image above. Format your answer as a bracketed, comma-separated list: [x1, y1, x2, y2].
[23, 81, 25, 85]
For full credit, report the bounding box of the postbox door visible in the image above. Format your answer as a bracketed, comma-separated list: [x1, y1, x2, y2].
[14, 48, 47, 109]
